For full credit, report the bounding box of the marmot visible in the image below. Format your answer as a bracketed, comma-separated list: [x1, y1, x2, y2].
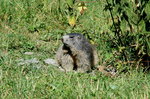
[55, 33, 98, 73]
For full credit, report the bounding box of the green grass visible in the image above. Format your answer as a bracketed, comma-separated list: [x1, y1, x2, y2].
[1, 46, 150, 98]
[0, 0, 150, 98]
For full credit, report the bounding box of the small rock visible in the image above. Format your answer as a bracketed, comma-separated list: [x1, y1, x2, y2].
[44, 58, 58, 66]
[18, 58, 39, 65]
[25, 58, 39, 64]
[109, 84, 118, 90]
[24, 52, 34, 55]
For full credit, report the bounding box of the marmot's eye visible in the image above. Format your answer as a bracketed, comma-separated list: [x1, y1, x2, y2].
[69, 36, 74, 38]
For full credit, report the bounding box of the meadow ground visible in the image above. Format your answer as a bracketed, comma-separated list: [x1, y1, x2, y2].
[0, 0, 150, 98]
[0, 37, 150, 98]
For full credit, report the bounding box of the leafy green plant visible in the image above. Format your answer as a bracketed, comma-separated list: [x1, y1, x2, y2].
[104, 0, 150, 69]
[51, 0, 87, 27]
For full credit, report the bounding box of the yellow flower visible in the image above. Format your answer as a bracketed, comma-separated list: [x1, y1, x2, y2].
[77, 2, 87, 14]
[68, 16, 76, 27]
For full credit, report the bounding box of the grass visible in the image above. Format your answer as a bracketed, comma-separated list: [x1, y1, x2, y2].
[1, 47, 150, 98]
[0, 0, 150, 98]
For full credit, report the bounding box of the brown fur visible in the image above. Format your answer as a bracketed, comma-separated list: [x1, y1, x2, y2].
[55, 33, 98, 73]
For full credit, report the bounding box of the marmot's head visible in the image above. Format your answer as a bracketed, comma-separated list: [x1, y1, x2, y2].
[62, 33, 87, 50]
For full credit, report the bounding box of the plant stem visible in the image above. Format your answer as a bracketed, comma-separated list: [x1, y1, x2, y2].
[105, 0, 128, 61]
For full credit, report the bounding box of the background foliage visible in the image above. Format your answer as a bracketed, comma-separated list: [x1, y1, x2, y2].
[0, 0, 150, 98]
